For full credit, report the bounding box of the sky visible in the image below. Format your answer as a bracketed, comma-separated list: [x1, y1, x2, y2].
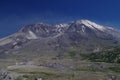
[0, 0, 120, 38]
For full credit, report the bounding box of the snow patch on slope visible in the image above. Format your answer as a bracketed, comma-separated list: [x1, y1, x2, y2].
[26, 31, 38, 39]
[82, 25, 85, 32]
[77, 20, 106, 31]
[55, 24, 69, 28]
[107, 27, 115, 30]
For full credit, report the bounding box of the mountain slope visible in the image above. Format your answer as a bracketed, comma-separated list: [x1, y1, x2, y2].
[0, 20, 120, 59]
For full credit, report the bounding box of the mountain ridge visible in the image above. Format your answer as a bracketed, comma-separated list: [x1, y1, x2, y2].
[0, 19, 120, 59]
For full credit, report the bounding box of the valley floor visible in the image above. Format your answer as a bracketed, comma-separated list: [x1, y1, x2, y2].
[0, 58, 120, 80]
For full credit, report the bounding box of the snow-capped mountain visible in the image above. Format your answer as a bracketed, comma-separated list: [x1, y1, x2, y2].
[0, 20, 120, 58]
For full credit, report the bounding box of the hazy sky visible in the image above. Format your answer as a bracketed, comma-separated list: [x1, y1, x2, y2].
[0, 0, 120, 38]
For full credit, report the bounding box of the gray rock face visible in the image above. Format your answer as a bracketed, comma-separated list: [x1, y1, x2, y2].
[0, 20, 120, 57]
[0, 70, 15, 80]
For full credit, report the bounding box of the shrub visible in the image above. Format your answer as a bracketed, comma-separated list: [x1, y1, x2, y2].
[68, 51, 76, 58]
